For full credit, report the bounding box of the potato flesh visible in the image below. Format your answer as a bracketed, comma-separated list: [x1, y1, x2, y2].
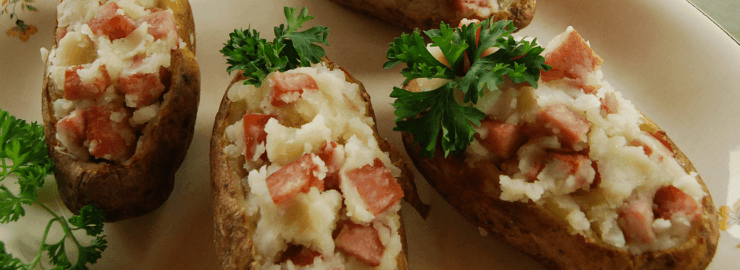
[222, 62, 405, 269]
[46, 0, 182, 162]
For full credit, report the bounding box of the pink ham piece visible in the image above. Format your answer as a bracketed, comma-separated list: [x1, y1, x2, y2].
[88, 1, 137, 41]
[549, 152, 592, 190]
[64, 65, 110, 101]
[345, 159, 404, 215]
[458, 0, 490, 14]
[270, 72, 318, 107]
[654, 185, 701, 222]
[265, 153, 324, 205]
[600, 91, 618, 115]
[540, 29, 603, 92]
[139, 10, 179, 47]
[55, 109, 87, 156]
[476, 119, 525, 158]
[541, 29, 603, 81]
[116, 72, 165, 108]
[85, 106, 136, 162]
[335, 221, 385, 267]
[537, 104, 590, 147]
[242, 113, 275, 160]
[618, 196, 657, 245]
[317, 141, 343, 190]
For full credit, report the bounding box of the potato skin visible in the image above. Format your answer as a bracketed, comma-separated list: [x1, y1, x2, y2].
[401, 116, 719, 269]
[327, 0, 537, 31]
[41, 0, 200, 222]
[210, 58, 426, 270]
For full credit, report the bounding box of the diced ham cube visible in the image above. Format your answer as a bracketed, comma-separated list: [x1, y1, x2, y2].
[279, 244, 321, 267]
[88, 1, 137, 41]
[476, 120, 525, 158]
[64, 65, 110, 101]
[265, 153, 323, 205]
[618, 196, 656, 245]
[345, 159, 404, 215]
[549, 152, 593, 190]
[600, 91, 618, 115]
[85, 106, 136, 162]
[56, 109, 87, 158]
[242, 113, 275, 160]
[270, 72, 318, 107]
[318, 141, 343, 190]
[117, 72, 165, 108]
[139, 10, 178, 47]
[537, 104, 590, 147]
[654, 185, 700, 222]
[541, 29, 603, 82]
[458, 0, 490, 14]
[335, 221, 385, 267]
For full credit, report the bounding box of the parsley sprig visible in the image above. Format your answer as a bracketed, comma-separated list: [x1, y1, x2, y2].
[221, 7, 329, 87]
[0, 109, 107, 270]
[385, 19, 550, 157]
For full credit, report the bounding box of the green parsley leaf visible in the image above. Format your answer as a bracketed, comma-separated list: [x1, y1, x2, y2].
[221, 7, 329, 87]
[391, 83, 486, 157]
[385, 31, 456, 84]
[0, 242, 24, 270]
[0, 186, 27, 223]
[42, 236, 72, 268]
[0, 109, 107, 270]
[385, 19, 551, 157]
[68, 205, 106, 236]
[69, 236, 107, 270]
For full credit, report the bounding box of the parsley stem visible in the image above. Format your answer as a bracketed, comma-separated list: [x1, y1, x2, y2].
[36, 199, 82, 246]
[27, 216, 59, 269]
[25, 197, 86, 268]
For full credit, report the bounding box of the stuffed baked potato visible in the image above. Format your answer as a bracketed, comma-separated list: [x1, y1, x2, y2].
[41, 0, 200, 222]
[389, 20, 719, 269]
[211, 7, 427, 270]
[327, 0, 537, 31]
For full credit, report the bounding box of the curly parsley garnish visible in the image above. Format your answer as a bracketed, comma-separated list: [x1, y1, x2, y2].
[385, 19, 551, 157]
[0, 109, 107, 270]
[221, 7, 329, 87]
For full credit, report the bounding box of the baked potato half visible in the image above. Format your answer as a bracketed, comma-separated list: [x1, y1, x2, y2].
[211, 57, 427, 270]
[211, 8, 426, 268]
[391, 22, 719, 269]
[327, 0, 537, 31]
[41, 0, 200, 222]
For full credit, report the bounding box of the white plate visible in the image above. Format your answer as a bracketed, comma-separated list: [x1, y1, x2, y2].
[1, 0, 738, 269]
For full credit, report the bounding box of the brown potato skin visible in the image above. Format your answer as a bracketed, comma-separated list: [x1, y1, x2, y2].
[327, 0, 536, 31]
[41, 0, 200, 222]
[211, 58, 426, 270]
[402, 106, 719, 268]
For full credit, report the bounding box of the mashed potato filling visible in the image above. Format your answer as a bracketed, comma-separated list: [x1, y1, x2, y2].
[225, 62, 404, 269]
[45, 0, 181, 162]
